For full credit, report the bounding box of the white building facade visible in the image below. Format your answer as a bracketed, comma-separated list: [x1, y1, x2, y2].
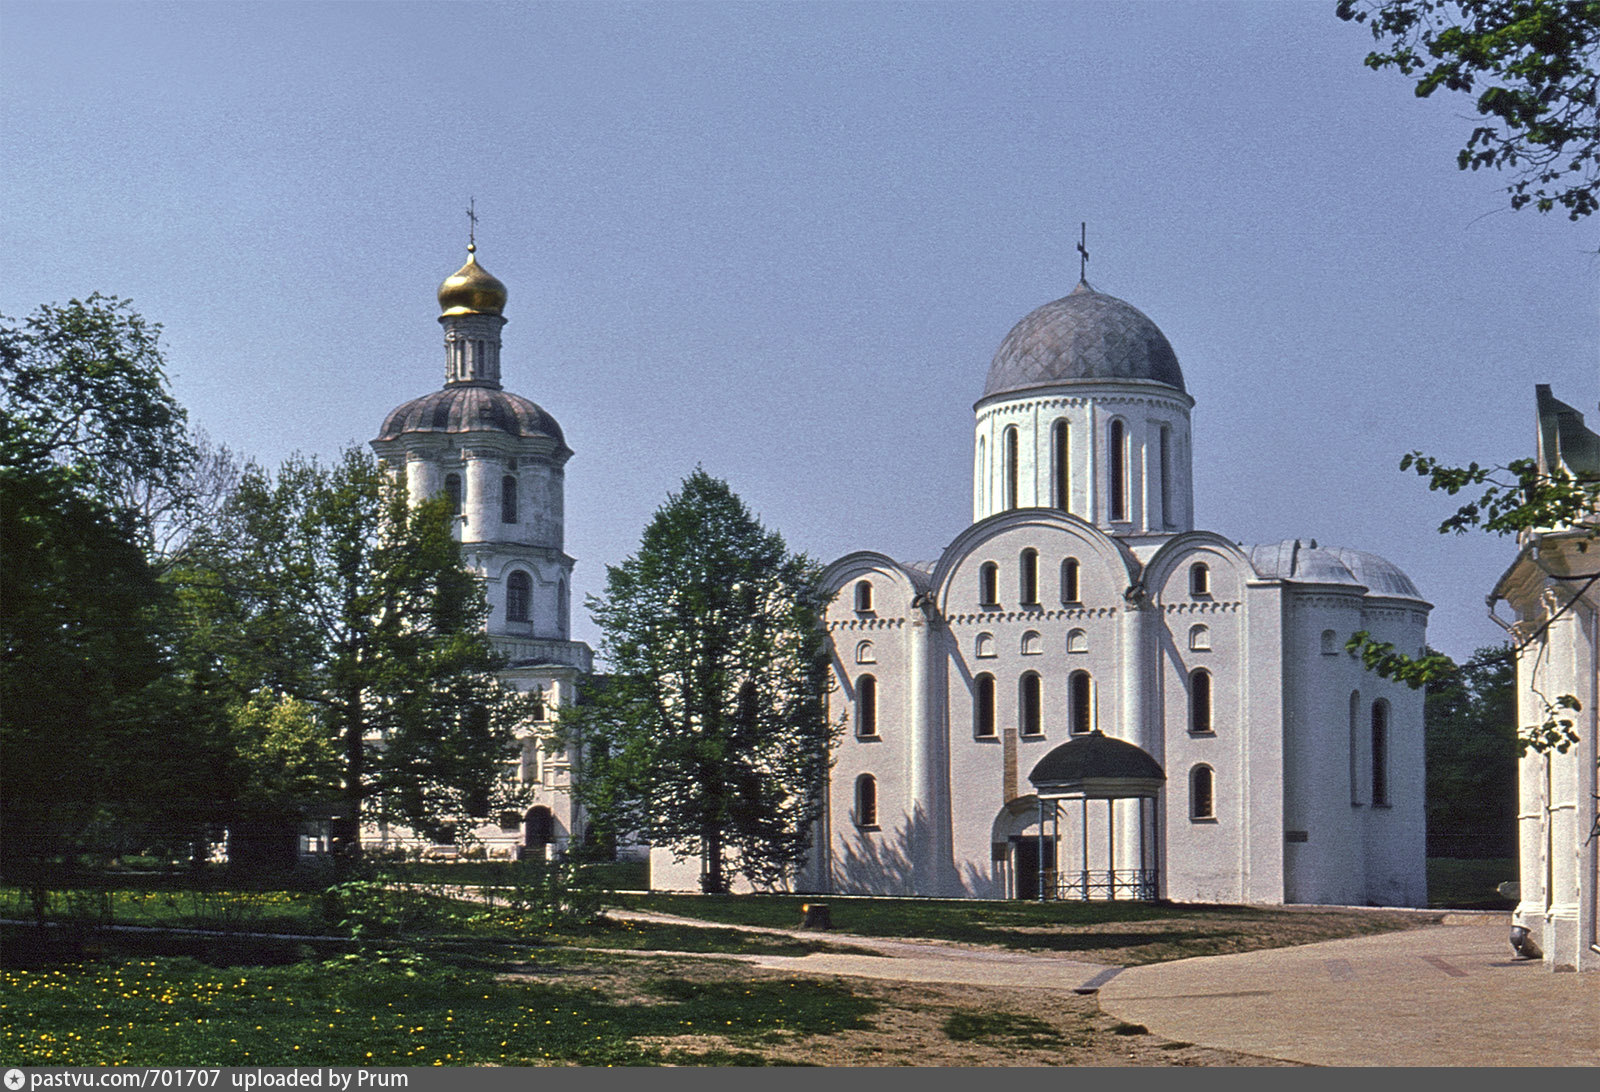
[806, 280, 1430, 905]
[1490, 385, 1599, 971]
[366, 244, 593, 859]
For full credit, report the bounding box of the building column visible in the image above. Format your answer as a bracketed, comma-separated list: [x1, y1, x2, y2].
[1120, 584, 1155, 752]
[908, 593, 955, 895]
[1120, 584, 1156, 884]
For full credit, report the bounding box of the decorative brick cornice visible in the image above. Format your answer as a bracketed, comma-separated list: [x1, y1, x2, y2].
[1160, 600, 1241, 614]
[827, 617, 906, 632]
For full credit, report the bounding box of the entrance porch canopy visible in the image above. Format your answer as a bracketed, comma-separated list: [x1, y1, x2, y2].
[1027, 730, 1165, 901]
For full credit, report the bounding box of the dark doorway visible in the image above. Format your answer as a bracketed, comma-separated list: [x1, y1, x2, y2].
[524, 806, 553, 849]
[1011, 836, 1056, 900]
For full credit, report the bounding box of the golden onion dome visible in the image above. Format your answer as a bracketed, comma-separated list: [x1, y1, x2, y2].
[437, 244, 508, 317]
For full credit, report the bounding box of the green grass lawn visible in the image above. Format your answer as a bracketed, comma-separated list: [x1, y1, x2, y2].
[1426, 857, 1517, 910]
[0, 952, 877, 1066]
[0, 874, 1443, 1067]
[618, 892, 1433, 963]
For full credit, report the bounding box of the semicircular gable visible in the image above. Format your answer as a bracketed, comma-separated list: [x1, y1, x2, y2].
[818, 551, 930, 615]
[1143, 532, 1254, 603]
[931, 510, 1138, 615]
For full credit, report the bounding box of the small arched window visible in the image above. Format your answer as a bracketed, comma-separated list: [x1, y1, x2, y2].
[854, 640, 875, 665]
[975, 632, 996, 659]
[1020, 548, 1039, 606]
[1321, 629, 1338, 655]
[1188, 624, 1210, 651]
[974, 674, 996, 738]
[1019, 673, 1042, 737]
[1189, 668, 1213, 734]
[1108, 418, 1127, 522]
[854, 580, 873, 613]
[1190, 765, 1215, 820]
[1021, 630, 1042, 655]
[979, 562, 999, 607]
[558, 577, 569, 635]
[1061, 558, 1081, 604]
[1371, 699, 1390, 806]
[1066, 628, 1088, 653]
[856, 675, 878, 738]
[501, 475, 518, 524]
[854, 774, 878, 828]
[505, 570, 532, 623]
[1190, 562, 1210, 597]
[1069, 670, 1093, 735]
[444, 473, 463, 516]
[1004, 426, 1020, 510]
[1052, 419, 1070, 510]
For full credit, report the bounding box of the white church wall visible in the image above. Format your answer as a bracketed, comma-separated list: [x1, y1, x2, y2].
[822, 559, 921, 895]
[938, 517, 1137, 899]
[1353, 600, 1429, 907]
[1280, 589, 1371, 904]
[523, 464, 565, 550]
[1147, 538, 1264, 903]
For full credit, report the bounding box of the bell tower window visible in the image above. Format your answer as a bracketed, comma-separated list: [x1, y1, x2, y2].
[505, 570, 532, 623]
[444, 473, 463, 516]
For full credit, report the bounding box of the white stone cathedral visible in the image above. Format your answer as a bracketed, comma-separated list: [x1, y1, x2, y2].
[366, 243, 592, 859]
[805, 278, 1431, 905]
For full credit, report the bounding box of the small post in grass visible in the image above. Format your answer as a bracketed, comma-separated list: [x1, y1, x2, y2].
[799, 902, 832, 930]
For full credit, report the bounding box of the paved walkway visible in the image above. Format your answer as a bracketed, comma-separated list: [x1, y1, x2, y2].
[609, 908, 1600, 1066]
[1096, 914, 1599, 1067]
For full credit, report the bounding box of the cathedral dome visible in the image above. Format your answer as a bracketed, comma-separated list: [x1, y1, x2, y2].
[376, 385, 564, 445]
[982, 281, 1184, 400]
[437, 246, 508, 317]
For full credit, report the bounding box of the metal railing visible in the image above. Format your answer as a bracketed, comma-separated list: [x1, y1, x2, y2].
[1040, 868, 1159, 902]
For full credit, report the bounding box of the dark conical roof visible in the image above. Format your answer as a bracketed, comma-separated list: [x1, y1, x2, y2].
[1029, 730, 1165, 794]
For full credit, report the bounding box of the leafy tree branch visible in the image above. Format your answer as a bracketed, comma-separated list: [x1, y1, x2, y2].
[1338, 0, 1600, 220]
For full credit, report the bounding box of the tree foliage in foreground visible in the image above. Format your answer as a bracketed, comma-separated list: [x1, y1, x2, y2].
[1338, 0, 1600, 220]
[176, 448, 533, 855]
[0, 297, 230, 870]
[557, 470, 835, 893]
[1346, 446, 1594, 753]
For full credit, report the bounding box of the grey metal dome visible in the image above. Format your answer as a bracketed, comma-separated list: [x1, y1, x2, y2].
[377, 385, 565, 445]
[983, 281, 1185, 400]
[1247, 540, 1425, 601]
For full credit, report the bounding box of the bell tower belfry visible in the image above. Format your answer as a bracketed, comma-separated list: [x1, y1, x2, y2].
[370, 229, 593, 858]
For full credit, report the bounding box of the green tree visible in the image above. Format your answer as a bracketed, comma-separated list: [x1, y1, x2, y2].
[0, 294, 194, 509]
[1424, 645, 1518, 851]
[181, 448, 531, 858]
[0, 298, 231, 876]
[557, 470, 835, 893]
[1338, 0, 1600, 220]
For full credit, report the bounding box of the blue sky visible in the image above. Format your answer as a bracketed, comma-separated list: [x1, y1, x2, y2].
[3, 0, 1595, 661]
